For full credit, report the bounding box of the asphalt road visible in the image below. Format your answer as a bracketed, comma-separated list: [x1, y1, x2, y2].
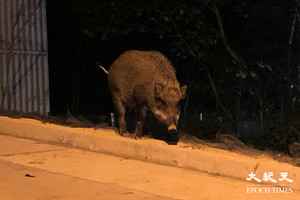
[0, 134, 299, 200]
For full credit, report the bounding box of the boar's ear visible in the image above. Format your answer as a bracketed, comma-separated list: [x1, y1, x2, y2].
[181, 85, 187, 99]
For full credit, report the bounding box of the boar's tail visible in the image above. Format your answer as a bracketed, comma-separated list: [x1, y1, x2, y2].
[97, 65, 109, 75]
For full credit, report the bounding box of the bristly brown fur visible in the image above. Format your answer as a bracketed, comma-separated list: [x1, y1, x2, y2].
[107, 50, 184, 136]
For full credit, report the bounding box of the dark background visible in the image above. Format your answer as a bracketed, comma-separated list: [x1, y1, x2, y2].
[46, 0, 300, 152]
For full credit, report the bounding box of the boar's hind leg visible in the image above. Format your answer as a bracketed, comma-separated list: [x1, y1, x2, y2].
[134, 106, 147, 138]
[112, 97, 127, 135]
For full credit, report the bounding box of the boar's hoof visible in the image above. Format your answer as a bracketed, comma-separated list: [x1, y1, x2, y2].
[119, 131, 130, 137]
[118, 129, 128, 136]
[134, 122, 144, 139]
[120, 132, 140, 139]
[132, 133, 142, 139]
[133, 131, 144, 139]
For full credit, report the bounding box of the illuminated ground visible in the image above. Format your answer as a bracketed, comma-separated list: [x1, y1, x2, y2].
[0, 135, 299, 200]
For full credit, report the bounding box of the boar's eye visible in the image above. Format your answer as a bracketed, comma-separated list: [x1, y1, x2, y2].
[156, 98, 166, 107]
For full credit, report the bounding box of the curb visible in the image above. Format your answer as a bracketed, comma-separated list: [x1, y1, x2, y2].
[0, 116, 299, 190]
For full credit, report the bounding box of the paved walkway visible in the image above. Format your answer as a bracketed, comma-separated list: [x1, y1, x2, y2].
[0, 134, 299, 200]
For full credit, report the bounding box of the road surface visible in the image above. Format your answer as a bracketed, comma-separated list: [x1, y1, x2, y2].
[0, 134, 299, 200]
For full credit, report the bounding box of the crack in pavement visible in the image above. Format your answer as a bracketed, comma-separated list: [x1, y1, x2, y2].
[0, 149, 66, 157]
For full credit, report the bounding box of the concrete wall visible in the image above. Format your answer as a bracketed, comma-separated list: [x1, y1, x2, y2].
[0, 0, 49, 115]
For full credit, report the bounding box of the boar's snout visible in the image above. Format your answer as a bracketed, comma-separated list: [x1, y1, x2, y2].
[167, 123, 177, 132]
[168, 114, 180, 132]
[153, 110, 179, 132]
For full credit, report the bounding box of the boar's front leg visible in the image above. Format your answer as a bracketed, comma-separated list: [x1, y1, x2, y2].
[112, 96, 127, 135]
[134, 106, 147, 138]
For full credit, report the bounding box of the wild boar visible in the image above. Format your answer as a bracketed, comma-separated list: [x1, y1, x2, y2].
[105, 50, 186, 137]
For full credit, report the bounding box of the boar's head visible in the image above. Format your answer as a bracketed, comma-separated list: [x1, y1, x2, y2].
[152, 80, 187, 132]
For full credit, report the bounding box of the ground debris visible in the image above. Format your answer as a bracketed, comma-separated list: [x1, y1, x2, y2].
[25, 173, 35, 178]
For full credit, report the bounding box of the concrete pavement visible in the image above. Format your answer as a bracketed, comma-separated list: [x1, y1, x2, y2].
[0, 160, 178, 200]
[0, 135, 175, 200]
[1, 116, 300, 192]
[0, 135, 299, 200]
